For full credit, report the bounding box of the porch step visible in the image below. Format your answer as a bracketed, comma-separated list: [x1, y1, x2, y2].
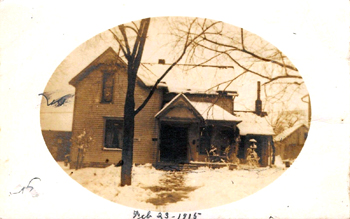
[154, 163, 199, 171]
[154, 163, 237, 171]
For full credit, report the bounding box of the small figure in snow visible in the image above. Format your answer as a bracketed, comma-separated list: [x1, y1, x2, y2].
[246, 139, 260, 167]
[207, 145, 221, 162]
[229, 136, 240, 164]
[224, 137, 240, 164]
[209, 145, 218, 156]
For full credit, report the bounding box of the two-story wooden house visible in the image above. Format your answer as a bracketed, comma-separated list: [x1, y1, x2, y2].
[68, 47, 274, 169]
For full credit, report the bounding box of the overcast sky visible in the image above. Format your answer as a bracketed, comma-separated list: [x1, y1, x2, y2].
[40, 17, 308, 131]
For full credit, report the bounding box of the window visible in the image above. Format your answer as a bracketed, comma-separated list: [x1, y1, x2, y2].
[102, 72, 114, 103]
[104, 119, 123, 149]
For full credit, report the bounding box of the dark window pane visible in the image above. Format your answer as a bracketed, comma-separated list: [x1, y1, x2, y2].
[104, 119, 123, 149]
[102, 73, 114, 103]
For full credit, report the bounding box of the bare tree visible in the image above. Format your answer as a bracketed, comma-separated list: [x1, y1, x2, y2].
[107, 17, 309, 185]
[109, 17, 220, 186]
[167, 18, 304, 92]
[167, 18, 309, 168]
[266, 106, 306, 136]
[108, 18, 150, 186]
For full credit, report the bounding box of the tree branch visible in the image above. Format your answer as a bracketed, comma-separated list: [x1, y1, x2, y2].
[130, 20, 148, 61]
[135, 19, 221, 115]
[201, 37, 298, 71]
[109, 29, 128, 58]
[240, 28, 245, 51]
[131, 18, 150, 78]
[205, 69, 249, 92]
[124, 25, 139, 35]
[261, 75, 303, 86]
[118, 25, 131, 58]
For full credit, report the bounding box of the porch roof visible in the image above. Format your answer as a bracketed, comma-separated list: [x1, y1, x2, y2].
[155, 93, 241, 123]
[155, 93, 204, 121]
[235, 112, 275, 136]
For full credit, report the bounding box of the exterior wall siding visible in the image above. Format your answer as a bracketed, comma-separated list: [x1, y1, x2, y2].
[70, 65, 162, 168]
[276, 126, 308, 160]
[188, 123, 200, 161]
[42, 130, 72, 161]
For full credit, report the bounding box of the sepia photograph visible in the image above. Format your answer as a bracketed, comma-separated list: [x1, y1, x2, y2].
[40, 17, 310, 211]
[1, 1, 349, 218]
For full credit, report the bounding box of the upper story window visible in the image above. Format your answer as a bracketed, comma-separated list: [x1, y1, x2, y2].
[102, 72, 114, 103]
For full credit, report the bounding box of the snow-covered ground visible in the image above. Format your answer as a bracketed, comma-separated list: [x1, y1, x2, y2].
[58, 159, 286, 212]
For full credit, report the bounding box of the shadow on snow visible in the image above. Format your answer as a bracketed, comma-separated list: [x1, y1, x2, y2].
[143, 171, 199, 206]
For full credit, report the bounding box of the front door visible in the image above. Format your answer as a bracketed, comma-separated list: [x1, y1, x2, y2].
[160, 124, 188, 163]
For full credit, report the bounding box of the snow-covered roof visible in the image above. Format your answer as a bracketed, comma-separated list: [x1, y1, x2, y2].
[140, 63, 237, 94]
[155, 93, 241, 123]
[235, 112, 275, 136]
[69, 48, 239, 94]
[138, 64, 167, 88]
[191, 102, 241, 122]
[69, 47, 167, 88]
[155, 93, 202, 119]
[167, 87, 218, 95]
[274, 123, 309, 142]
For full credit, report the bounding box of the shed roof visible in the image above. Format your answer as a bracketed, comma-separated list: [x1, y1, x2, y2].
[274, 123, 309, 142]
[235, 112, 275, 136]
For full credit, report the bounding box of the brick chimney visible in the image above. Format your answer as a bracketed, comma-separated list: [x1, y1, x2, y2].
[255, 81, 262, 116]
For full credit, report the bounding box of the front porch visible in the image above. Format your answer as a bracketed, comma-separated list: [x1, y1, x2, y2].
[154, 93, 242, 166]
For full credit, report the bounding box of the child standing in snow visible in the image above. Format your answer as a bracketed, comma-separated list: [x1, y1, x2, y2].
[247, 139, 260, 167]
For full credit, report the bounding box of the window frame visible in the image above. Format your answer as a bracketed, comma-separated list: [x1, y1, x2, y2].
[101, 71, 115, 103]
[103, 117, 124, 150]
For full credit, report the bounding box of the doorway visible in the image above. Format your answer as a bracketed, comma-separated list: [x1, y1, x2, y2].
[160, 124, 188, 163]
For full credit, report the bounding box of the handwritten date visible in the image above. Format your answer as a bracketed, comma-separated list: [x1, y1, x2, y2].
[133, 210, 201, 219]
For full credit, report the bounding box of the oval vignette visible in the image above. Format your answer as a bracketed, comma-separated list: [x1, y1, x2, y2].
[40, 17, 310, 212]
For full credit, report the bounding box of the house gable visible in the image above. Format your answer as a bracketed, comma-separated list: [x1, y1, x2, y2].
[155, 93, 204, 122]
[274, 123, 309, 143]
[69, 47, 154, 88]
[69, 47, 127, 87]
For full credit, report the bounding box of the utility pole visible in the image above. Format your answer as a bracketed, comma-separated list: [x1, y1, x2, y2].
[301, 94, 311, 127]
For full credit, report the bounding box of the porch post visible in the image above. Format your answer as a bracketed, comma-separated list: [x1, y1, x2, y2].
[156, 119, 160, 165]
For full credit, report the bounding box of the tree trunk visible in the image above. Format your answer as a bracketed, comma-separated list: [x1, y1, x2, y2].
[119, 18, 150, 186]
[121, 65, 137, 186]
